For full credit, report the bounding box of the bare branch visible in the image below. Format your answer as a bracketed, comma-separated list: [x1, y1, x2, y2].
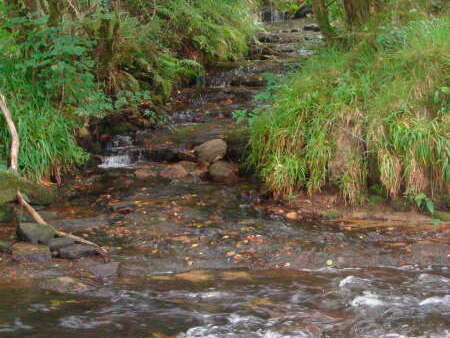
[0, 93, 20, 171]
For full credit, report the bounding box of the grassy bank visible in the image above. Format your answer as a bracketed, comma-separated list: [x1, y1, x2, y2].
[0, 0, 260, 180]
[248, 0, 449, 207]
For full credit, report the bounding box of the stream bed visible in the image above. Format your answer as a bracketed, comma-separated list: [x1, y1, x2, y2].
[0, 17, 449, 338]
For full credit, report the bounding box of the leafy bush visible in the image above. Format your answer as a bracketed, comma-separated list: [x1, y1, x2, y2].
[0, 0, 260, 180]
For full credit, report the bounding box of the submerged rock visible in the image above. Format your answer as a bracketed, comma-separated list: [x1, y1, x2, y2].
[160, 164, 189, 179]
[40, 276, 93, 294]
[58, 244, 98, 259]
[208, 161, 239, 184]
[17, 222, 56, 245]
[194, 139, 227, 164]
[11, 243, 52, 263]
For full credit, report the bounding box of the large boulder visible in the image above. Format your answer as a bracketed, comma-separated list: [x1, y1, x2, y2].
[208, 160, 239, 184]
[17, 222, 57, 245]
[10, 243, 52, 263]
[194, 139, 227, 164]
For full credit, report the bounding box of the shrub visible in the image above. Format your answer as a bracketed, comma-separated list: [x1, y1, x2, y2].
[248, 2, 449, 205]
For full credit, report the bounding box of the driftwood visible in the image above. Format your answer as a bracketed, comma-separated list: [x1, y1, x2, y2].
[0, 92, 109, 261]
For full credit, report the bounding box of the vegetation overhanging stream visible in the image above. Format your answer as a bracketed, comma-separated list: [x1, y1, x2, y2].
[0, 1, 449, 337]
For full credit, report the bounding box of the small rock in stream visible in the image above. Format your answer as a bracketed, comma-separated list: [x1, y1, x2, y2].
[58, 244, 98, 259]
[194, 139, 227, 164]
[109, 201, 137, 214]
[11, 243, 52, 263]
[48, 237, 75, 251]
[160, 164, 189, 179]
[209, 160, 239, 184]
[17, 222, 56, 245]
[80, 259, 119, 278]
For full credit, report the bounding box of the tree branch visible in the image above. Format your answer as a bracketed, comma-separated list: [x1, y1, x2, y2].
[0, 91, 109, 261]
[0, 93, 19, 171]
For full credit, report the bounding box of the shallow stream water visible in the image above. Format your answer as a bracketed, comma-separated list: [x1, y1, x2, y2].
[1, 17, 449, 338]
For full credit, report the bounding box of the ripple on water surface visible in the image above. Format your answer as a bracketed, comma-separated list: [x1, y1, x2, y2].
[2, 268, 449, 337]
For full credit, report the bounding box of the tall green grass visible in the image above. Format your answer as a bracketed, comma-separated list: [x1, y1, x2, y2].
[249, 3, 449, 205]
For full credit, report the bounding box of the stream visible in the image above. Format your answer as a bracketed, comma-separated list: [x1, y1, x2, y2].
[0, 17, 449, 338]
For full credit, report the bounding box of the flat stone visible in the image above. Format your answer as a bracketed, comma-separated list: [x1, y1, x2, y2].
[16, 222, 56, 245]
[85, 261, 119, 278]
[40, 276, 93, 294]
[194, 139, 227, 164]
[58, 244, 98, 259]
[48, 237, 75, 251]
[11, 243, 52, 263]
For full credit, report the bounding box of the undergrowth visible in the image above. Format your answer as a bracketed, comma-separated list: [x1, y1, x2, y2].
[0, 0, 261, 181]
[248, 0, 449, 205]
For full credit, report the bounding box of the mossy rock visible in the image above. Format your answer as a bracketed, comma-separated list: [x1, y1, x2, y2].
[0, 204, 15, 223]
[0, 170, 56, 205]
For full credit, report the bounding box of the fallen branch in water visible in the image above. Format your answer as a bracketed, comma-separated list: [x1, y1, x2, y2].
[0, 92, 109, 262]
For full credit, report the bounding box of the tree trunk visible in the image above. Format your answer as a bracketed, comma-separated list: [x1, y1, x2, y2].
[343, 0, 371, 27]
[312, 0, 334, 39]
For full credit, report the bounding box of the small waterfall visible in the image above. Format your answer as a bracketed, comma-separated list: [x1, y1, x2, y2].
[260, 8, 286, 23]
[99, 134, 134, 169]
[98, 154, 132, 169]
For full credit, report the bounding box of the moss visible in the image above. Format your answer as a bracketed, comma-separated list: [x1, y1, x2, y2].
[0, 170, 56, 205]
[0, 204, 15, 223]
